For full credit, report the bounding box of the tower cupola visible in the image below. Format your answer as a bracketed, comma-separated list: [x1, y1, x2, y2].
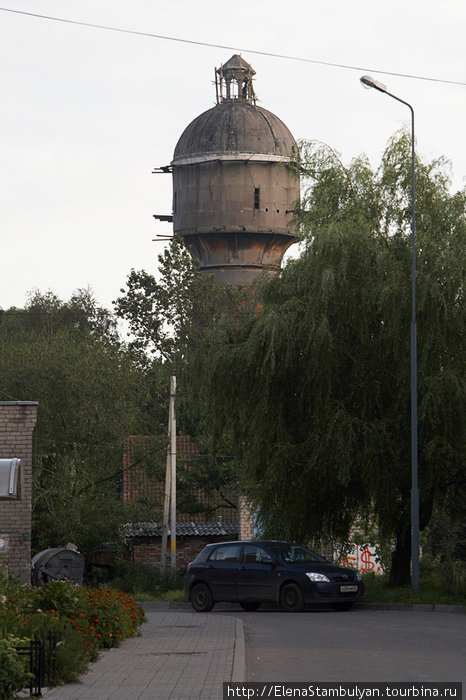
[215, 54, 256, 104]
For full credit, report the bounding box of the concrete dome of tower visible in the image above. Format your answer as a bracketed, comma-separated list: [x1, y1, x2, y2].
[173, 55, 296, 162]
[173, 102, 296, 161]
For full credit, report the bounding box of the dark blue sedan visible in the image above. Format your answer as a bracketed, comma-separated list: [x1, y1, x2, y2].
[184, 540, 365, 612]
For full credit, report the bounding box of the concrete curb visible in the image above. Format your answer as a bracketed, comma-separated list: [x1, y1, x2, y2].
[138, 600, 192, 610]
[143, 600, 466, 615]
[355, 601, 466, 614]
[231, 617, 246, 682]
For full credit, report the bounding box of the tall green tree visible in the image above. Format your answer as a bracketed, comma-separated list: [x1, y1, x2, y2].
[0, 289, 159, 554]
[190, 131, 465, 585]
[115, 237, 255, 517]
[114, 236, 252, 365]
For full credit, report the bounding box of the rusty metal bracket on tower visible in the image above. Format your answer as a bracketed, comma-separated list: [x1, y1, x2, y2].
[152, 165, 172, 174]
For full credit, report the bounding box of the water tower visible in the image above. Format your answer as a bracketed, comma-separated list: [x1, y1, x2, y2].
[170, 55, 299, 285]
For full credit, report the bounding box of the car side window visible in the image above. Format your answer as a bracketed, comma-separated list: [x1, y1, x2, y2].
[208, 544, 241, 563]
[243, 544, 273, 565]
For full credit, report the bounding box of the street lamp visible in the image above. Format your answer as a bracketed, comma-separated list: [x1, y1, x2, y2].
[360, 75, 420, 592]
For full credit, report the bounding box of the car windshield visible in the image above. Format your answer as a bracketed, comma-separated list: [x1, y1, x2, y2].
[269, 544, 327, 563]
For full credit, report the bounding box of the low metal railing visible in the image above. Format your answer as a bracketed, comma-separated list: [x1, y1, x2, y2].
[0, 631, 60, 697]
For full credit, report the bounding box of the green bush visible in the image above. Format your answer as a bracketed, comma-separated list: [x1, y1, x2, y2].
[108, 559, 185, 596]
[0, 579, 146, 692]
[0, 575, 39, 615]
[25, 610, 93, 681]
[77, 587, 145, 650]
[419, 557, 466, 598]
[37, 580, 88, 618]
[0, 635, 33, 700]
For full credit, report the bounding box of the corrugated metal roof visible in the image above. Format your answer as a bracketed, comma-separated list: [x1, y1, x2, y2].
[120, 520, 238, 541]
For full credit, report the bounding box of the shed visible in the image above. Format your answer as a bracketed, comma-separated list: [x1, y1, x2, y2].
[121, 520, 239, 568]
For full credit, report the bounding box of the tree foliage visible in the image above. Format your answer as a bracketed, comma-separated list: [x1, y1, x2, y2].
[114, 236, 252, 366]
[114, 236, 256, 517]
[190, 131, 465, 585]
[0, 289, 158, 553]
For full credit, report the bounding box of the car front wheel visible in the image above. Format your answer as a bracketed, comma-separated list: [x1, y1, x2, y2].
[190, 583, 214, 612]
[280, 583, 304, 612]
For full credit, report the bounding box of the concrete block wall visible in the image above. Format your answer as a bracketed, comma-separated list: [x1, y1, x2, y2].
[0, 402, 38, 583]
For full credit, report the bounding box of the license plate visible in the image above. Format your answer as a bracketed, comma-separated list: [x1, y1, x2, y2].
[340, 585, 358, 593]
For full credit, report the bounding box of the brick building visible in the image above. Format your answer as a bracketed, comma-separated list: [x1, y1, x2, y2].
[121, 520, 239, 568]
[0, 401, 38, 583]
[122, 435, 246, 566]
[123, 434, 238, 525]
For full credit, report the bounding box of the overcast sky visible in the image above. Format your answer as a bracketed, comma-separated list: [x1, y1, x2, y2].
[1, 0, 464, 313]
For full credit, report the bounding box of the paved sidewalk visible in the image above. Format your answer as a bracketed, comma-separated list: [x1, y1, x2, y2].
[45, 609, 245, 700]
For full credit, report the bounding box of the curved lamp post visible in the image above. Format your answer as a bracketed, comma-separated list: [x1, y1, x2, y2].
[360, 75, 419, 592]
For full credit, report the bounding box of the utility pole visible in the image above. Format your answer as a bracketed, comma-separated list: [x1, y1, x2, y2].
[161, 376, 176, 569]
[169, 376, 177, 569]
[160, 441, 171, 569]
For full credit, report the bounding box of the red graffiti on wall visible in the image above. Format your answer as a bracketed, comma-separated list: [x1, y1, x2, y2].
[337, 545, 383, 574]
[360, 547, 375, 572]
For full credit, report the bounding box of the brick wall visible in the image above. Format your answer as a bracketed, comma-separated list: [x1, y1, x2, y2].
[123, 435, 238, 524]
[238, 495, 255, 540]
[0, 402, 38, 583]
[133, 534, 236, 569]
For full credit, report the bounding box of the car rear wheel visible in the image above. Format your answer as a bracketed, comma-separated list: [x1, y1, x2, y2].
[280, 583, 304, 612]
[190, 583, 214, 612]
[332, 602, 354, 611]
[239, 602, 261, 611]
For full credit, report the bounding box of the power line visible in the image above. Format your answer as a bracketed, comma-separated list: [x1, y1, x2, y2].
[0, 6, 465, 87]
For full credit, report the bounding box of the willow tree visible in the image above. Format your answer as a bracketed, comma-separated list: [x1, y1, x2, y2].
[192, 131, 465, 586]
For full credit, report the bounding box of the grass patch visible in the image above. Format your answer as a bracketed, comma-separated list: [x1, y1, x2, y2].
[363, 561, 466, 606]
[98, 561, 188, 602]
[103, 560, 186, 601]
[135, 589, 187, 602]
[159, 589, 187, 602]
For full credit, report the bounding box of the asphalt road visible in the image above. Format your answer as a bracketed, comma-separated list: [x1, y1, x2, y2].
[219, 606, 466, 683]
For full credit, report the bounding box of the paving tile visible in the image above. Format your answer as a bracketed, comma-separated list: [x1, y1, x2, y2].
[44, 611, 244, 700]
